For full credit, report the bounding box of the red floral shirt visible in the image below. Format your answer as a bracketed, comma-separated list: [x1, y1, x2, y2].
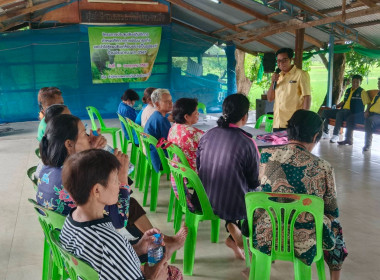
[168, 123, 204, 170]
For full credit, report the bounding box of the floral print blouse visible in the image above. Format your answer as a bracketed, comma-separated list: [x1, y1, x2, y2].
[256, 143, 341, 265]
[168, 123, 204, 171]
[37, 165, 130, 229]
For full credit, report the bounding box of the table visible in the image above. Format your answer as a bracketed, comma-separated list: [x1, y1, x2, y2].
[194, 115, 283, 148]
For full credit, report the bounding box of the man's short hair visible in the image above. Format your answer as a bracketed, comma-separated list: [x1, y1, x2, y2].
[121, 89, 140, 102]
[38, 87, 63, 109]
[352, 74, 363, 82]
[275, 48, 294, 59]
[62, 149, 120, 205]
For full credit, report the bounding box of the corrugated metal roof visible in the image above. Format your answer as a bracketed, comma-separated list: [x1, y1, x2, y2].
[1, 0, 380, 52]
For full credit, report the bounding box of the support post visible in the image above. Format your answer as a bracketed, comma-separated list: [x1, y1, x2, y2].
[225, 41, 237, 95]
[294, 28, 305, 69]
[327, 33, 335, 107]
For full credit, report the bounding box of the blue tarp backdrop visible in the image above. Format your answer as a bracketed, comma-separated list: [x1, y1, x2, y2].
[0, 23, 233, 123]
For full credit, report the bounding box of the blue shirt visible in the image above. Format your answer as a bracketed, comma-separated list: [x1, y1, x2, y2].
[117, 102, 137, 139]
[144, 111, 171, 172]
[135, 104, 147, 125]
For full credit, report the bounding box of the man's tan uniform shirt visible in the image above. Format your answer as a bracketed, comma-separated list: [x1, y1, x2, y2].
[273, 65, 311, 128]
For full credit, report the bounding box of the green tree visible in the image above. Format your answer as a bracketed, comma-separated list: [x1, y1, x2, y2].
[345, 50, 379, 78]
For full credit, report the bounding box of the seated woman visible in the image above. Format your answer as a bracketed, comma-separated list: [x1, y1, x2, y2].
[60, 149, 183, 280]
[118, 89, 140, 140]
[257, 109, 348, 280]
[167, 98, 203, 211]
[137, 87, 156, 126]
[144, 88, 172, 172]
[37, 114, 187, 255]
[196, 94, 260, 260]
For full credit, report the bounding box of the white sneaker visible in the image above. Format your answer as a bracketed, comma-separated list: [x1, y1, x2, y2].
[330, 135, 339, 143]
[322, 132, 329, 139]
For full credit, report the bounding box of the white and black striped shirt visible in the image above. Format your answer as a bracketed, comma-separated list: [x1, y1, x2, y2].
[60, 210, 144, 280]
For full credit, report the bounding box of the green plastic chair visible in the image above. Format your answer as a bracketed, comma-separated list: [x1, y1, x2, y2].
[245, 192, 326, 280]
[117, 114, 138, 169]
[35, 147, 41, 159]
[197, 102, 207, 114]
[127, 119, 147, 190]
[139, 132, 170, 212]
[50, 229, 99, 280]
[28, 199, 66, 280]
[167, 159, 220, 275]
[27, 165, 38, 191]
[86, 106, 120, 149]
[255, 114, 273, 132]
[165, 143, 192, 223]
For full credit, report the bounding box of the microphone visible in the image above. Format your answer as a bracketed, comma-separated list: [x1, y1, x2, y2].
[273, 68, 281, 90]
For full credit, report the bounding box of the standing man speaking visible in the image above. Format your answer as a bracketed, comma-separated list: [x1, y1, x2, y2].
[267, 48, 311, 131]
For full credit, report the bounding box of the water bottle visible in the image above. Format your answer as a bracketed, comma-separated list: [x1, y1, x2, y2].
[147, 233, 163, 266]
[104, 144, 114, 154]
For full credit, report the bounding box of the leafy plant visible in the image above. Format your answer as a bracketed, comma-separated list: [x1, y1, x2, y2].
[345, 50, 380, 79]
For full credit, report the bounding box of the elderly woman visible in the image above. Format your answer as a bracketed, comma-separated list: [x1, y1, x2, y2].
[196, 94, 260, 260]
[257, 109, 347, 280]
[37, 114, 187, 256]
[140, 87, 157, 127]
[144, 88, 173, 172]
[60, 149, 183, 280]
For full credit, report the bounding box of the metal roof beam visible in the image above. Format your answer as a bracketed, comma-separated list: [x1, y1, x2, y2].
[227, 5, 380, 48]
[219, 0, 323, 48]
[167, 0, 280, 50]
[358, 0, 378, 8]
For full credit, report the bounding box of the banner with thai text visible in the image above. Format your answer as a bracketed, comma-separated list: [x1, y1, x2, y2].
[88, 26, 162, 83]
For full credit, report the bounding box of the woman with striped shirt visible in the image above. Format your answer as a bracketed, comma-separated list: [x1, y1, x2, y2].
[60, 149, 183, 280]
[196, 94, 260, 260]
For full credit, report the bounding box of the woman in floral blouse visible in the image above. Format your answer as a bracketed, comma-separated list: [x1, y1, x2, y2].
[37, 114, 188, 255]
[37, 114, 131, 229]
[167, 98, 204, 211]
[257, 110, 347, 280]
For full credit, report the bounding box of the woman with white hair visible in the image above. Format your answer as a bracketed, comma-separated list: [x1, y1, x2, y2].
[144, 88, 173, 172]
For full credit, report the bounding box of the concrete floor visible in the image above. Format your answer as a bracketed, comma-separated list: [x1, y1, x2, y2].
[0, 118, 379, 280]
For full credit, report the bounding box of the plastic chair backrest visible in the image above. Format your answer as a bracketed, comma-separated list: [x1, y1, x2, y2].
[139, 132, 170, 174]
[167, 158, 217, 219]
[28, 199, 66, 271]
[165, 143, 191, 168]
[35, 148, 41, 159]
[27, 165, 38, 188]
[127, 119, 144, 151]
[86, 106, 106, 131]
[245, 192, 324, 262]
[197, 102, 207, 114]
[50, 229, 99, 280]
[117, 113, 134, 143]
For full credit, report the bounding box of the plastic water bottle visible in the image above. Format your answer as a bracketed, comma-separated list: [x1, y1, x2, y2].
[147, 233, 163, 266]
[104, 145, 114, 154]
